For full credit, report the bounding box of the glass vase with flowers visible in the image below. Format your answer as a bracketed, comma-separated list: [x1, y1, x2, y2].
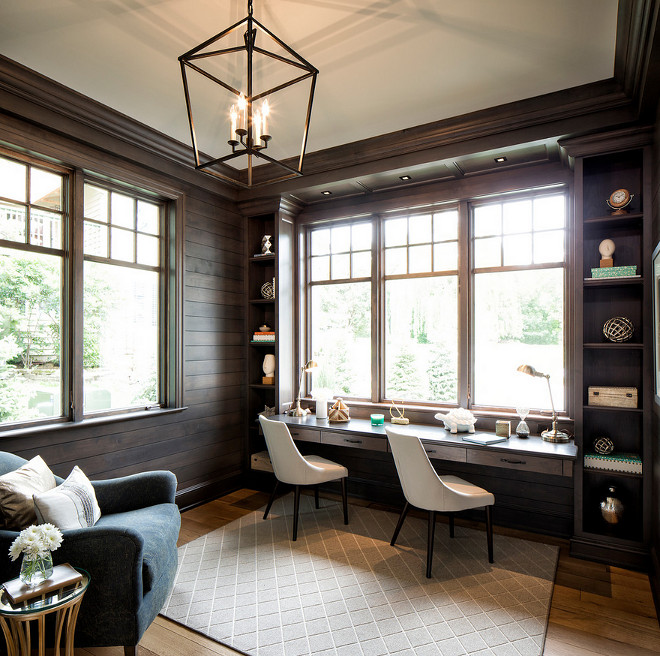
[8, 524, 63, 587]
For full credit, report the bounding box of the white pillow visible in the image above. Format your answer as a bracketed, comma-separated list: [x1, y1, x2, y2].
[0, 455, 56, 530]
[33, 466, 101, 530]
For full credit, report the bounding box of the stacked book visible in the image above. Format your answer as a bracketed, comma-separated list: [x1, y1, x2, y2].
[252, 331, 275, 343]
[584, 452, 642, 474]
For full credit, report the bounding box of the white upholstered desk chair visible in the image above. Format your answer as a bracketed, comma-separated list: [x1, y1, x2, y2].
[385, 425, 495, 578]
[258, 415, 349, 541]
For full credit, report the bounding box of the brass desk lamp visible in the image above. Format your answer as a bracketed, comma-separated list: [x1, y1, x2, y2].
[291, 360, 317, 417]
[517, 364, 570, 443]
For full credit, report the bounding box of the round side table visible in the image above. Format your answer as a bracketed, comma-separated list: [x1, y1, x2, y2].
[0, 568, 89, 656]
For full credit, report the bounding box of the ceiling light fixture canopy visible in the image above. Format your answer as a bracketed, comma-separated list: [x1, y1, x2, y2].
[179, 0, 318, 188]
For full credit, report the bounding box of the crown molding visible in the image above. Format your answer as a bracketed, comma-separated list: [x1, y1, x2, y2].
[558, 125, 653, 158]
[1, 0, 658, 203]
[0, 55, 237, 200]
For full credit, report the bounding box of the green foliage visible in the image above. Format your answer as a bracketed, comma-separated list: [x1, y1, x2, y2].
[427, 346, 458, 403]
[0, 253, 60, 368]
[318, 285, 370, 339]
[131, 373, 158, 406]
[83, 267, 114, 369]
[388, 347, 423, 398]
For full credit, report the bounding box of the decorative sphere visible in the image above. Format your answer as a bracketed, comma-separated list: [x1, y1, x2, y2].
[593, 437, 614, 455]
[603, 316, 634, 343]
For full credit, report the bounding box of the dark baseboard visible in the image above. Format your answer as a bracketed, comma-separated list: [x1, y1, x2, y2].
[570, 536, 649, 571]
[176, 472, 244, 512]
[650, 546, 660, 623]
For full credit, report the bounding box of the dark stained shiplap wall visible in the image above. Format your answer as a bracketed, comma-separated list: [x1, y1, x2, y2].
[0, 61, 246, 508]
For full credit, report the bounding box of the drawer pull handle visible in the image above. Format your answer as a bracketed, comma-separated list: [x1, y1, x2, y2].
[501, 458, 526, 465]
[344, 439, 362, 444]
[425, 449, 436, 454]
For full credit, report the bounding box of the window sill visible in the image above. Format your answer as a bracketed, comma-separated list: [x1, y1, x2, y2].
[0, 406, 187, 440]
[306, 399, 573, 428]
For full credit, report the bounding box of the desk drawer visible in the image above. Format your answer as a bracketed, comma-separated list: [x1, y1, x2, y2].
[321, 431, 387, 452]
[289, 427, 321, 443]
[422, 443, 466, 463]
[467, 449, 563, 476]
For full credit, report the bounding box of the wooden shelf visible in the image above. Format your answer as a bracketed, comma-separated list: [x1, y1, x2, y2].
[583, 277, 643, 287]
[583, 342, 644, 349]
[583, 468, 643, 479]
[249, 254, 275, 264]
[250, 298, 275, 304]
[250, 341, 276, 346]
[583, 404, 643, 413]
[249, 383, 275, 390]
[583, 212, 643, 226]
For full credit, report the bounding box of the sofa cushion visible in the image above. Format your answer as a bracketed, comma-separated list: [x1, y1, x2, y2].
[95, 503, 180, 594]
[34, 466, 102, 530]
[0, 455, 56, 529]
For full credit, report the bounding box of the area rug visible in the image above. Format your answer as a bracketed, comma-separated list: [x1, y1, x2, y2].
[161, 495, 559, 656]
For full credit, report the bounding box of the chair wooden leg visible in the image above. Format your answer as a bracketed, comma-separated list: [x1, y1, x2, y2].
[449, 514, 454, 538]
[124, 646, 138, 656]
[390, 502, 410, 546]
[341, 477, 349, 525]
[486, 505, 494, 563]
[292, 485, 301, 541]
[314, 485, 320, 509]
[426, 510, 436, 578]
[263, 480, 280, 520]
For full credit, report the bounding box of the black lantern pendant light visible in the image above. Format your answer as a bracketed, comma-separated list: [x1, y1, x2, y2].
[179, 0, 318, 188]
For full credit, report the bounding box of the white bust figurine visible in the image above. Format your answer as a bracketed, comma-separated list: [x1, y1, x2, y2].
[262, 354, 275, 377]
[599, 238, 615, 259]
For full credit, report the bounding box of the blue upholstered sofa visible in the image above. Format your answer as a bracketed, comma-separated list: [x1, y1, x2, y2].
[0, 451, 181, 656]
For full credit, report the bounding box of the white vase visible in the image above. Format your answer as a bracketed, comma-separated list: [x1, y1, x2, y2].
[316, 399, 328, 419]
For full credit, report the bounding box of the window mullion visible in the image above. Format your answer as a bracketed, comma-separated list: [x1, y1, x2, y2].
[70, 171, 85, 422]
[372, 215, 381, 403]
[458, 199, 471, 408]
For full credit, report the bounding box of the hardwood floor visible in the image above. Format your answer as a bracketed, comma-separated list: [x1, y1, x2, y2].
[74, 489, 660, 656]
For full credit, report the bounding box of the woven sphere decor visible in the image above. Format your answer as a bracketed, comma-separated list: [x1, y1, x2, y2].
[260, 278, 275, 300]
[593, 437, 615, 455]
[603, 316, 634, 343]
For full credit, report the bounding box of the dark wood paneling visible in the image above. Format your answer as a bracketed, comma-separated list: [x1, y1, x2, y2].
[0, 76, 246, 509]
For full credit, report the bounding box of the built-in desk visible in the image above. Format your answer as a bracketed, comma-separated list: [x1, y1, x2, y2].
[273, 414, 577, 477]
[260, 414, 578, 538]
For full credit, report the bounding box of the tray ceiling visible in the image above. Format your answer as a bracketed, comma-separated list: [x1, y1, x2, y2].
[0, 1, 618, 164]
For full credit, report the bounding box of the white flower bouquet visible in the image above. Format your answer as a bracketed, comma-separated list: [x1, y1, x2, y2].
[9, 524, 63, 586]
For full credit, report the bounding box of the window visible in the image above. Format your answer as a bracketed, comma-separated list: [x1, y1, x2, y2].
[472, 194, 566, 411]
[308, 223, 372, 398]
[384, 210, 459, 403]
[83, 184, 162, 414]
[0, 150, 176, 429]
[305, 188, 567, 415]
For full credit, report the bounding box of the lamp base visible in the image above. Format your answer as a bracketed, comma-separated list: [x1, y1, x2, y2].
[541, 428, 571, 443]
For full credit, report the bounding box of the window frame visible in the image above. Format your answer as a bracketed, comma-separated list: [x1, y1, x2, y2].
[0, 147, 183, 433]
[302, 185, 570, 417]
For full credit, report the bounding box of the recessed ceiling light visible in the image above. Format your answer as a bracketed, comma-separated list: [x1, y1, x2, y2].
[494, 156, 507, 163]
[399, 175, 412, 181]
[321, 190, 332, 195]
